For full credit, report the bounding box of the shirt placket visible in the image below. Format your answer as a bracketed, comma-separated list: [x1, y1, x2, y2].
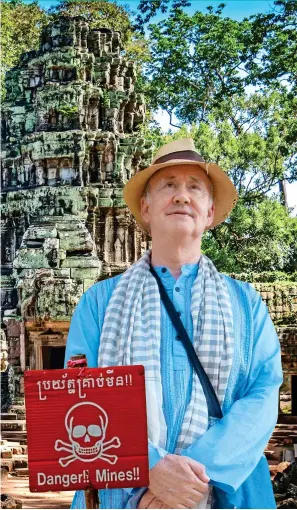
[172, 274, 190, 364]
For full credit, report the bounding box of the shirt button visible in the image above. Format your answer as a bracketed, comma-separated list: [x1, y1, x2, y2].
[161, 268, 167, 273]
[175, 287, 180, 292]
[176, 335, 181, 341]
[177, 311, 181, 317]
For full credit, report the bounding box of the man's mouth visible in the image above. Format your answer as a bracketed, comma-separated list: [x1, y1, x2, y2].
[169, 211, 191, 216]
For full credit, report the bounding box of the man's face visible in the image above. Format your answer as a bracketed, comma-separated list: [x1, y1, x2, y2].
[140, 165, 215, 241]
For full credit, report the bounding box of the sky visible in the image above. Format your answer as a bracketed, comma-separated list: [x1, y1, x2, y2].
[34, 0, 277, 19]
[23, 0, 296, 210]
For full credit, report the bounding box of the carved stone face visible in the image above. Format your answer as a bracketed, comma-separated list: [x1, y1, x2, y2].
[65, 402, 108, 461]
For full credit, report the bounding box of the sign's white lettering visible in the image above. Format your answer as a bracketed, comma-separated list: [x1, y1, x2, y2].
[37, 470, 89, 488]
[96, 467, 140, 483]
[36, 370, 133, 401]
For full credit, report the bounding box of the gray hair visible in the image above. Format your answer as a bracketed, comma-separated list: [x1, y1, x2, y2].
[142, 181, 151, 201]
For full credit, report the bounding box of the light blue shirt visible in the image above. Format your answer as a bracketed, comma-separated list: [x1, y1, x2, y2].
[65, 264, 282, 509]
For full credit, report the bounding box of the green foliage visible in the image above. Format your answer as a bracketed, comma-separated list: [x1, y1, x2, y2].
[227, 272, 297, 283]
[146, 8, 251, 116]
[56, 103, 78, 115]
[139, 114, 291, 199]
[50, 0, 132, 43]
[201, 199, 297, 273]
[248, 0, 297, 91]
[139, 0, 297, 190]
[102, 90, 110, 107]
[2, 0, 296, 275]
[134, 0, 192, 32]
[1, 0, 48, 97]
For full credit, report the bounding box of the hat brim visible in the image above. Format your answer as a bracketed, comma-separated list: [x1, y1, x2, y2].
[123, 159, 238, 233]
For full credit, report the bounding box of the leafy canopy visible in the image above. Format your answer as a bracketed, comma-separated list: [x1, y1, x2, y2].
[1, 0, 48, 95]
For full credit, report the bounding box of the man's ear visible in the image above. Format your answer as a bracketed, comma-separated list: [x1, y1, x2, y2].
[206, 203, 215, 227]
[140, 196, 150, 224]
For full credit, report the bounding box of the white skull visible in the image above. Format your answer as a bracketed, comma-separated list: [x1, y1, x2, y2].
[65, 402, 108, 461]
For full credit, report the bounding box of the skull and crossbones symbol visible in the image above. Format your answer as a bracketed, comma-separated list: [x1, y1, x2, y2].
[55, 402, 121, 467]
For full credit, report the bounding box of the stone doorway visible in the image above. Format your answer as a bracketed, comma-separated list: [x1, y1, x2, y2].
[42, 346, 65, 370]
[27, 325, 68, 370]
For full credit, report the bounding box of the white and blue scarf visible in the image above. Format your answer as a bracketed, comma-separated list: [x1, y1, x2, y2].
[98, 249, 234, 455]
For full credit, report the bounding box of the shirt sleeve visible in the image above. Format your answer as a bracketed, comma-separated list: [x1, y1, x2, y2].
[65, 289, 100, 368]
[180, 289, 283, 493]
[125, 488, 148, 508]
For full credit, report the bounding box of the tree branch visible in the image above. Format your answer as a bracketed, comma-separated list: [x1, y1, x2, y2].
[168, 111, 182, 128]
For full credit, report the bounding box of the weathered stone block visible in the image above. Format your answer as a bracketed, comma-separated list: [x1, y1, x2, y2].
[58, 230, 93, 252]
[23, 225, 57, 240]
[53, 268, 71, 277]
[70, 267, 101, 279]
[13, 249, 51, 269]
[83, 279, 96, 292]
[61, 255, 100, 268]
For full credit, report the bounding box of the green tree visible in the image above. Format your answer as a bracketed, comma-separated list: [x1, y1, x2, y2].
[146, 6, 252, 118]
[140, 95, 296, 201]
[137, 1, 296, 199]
[202, 199, 297, 273]
[1, 0, 48, 96]
[248, 0, 297, 92]
[50, 0, 133, 43]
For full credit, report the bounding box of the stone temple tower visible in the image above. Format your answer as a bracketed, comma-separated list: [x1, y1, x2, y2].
[1, 16, 153, 398]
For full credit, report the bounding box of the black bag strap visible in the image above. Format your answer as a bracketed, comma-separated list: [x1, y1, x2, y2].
[150, 265, 223, 420]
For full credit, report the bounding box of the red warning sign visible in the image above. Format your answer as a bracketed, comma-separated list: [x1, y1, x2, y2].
[24, 365, 149, 492]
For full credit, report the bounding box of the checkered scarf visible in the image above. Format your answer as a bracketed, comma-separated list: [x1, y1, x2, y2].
[98, 249, 234, 452]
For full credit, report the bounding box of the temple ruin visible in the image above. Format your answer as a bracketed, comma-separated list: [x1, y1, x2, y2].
[1, 16, 153, 383]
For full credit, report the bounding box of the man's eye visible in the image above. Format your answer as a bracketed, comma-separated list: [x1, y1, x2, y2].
[165, 182, 175, 187]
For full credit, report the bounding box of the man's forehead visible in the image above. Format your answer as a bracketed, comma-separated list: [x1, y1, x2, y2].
[152, 166, 208, 182]
[161, 174, 201, 181]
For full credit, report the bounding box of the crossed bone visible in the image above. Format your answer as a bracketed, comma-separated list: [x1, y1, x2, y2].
[55, 437, 121, 467]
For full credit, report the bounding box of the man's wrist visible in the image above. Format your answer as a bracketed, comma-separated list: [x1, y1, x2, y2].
[148, 440, 168, 470]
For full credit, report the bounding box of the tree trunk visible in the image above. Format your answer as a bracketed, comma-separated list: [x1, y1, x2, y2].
[279, 179, 289, 207]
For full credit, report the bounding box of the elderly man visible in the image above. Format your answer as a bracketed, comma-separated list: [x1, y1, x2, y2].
[66, 139, 282, 509]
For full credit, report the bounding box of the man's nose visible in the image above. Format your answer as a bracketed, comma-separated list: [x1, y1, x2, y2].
[173, 192, 190, 204]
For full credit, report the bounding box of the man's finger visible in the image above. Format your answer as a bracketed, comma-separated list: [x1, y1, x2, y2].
[147, 497, 167, 509]
[188, 479, 209, 495]
[186, 457, 210, 483]
[138, 490, 156, 509]
[183, 493, 207, 508]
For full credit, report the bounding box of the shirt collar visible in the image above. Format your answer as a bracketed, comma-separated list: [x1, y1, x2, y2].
[152, 262, 199, 281]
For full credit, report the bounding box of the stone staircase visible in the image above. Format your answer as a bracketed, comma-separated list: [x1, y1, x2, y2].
[1, 400, 28, 477]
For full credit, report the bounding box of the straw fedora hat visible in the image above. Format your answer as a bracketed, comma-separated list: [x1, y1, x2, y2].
[123, 138, 238, 232]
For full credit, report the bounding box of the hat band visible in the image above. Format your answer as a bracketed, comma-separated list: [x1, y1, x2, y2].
[154, 150, 205, 165]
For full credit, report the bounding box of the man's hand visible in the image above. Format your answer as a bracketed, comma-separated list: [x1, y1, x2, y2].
[138, 489, 171, 509]
[148, 454, 210, 509]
